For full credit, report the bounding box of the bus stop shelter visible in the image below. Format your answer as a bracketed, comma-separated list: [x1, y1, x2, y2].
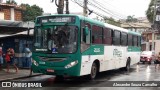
[0, 26, 30, 34]
[0, 26, 33, 68]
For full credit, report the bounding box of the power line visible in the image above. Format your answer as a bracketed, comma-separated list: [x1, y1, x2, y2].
[92, 0, 127, 18]
[75, 0, 125, 19]
[88, 0, 125, 19]
[71, 0, 107, 18]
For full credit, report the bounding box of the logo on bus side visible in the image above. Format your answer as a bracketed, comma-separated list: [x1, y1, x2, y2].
[94, 48, 100, 52]
[113, 49, 122, 57]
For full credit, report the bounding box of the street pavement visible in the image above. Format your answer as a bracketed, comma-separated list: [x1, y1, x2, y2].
[0, 68, 41, 81]
[0, 63, 160, 90]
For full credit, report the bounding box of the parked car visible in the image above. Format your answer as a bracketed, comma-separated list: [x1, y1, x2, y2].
[140, 51, 155, 64]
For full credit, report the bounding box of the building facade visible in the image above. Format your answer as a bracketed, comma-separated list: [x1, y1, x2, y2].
[121, 17, 160, 55]
[0, 3, 34, 68]
[121, 17, 151, 34]
[0, 3, 25, 27]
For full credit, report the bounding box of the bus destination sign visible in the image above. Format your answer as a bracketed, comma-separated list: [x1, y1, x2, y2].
[40, 16, 76, 23]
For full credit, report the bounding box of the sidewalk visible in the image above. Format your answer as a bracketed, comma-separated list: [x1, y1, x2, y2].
[0, 68, 41, 81]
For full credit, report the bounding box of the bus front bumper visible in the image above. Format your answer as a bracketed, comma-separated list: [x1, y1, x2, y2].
[31, 64, 80, 76]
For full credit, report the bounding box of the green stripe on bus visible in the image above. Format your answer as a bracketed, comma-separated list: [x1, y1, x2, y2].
[82, 45, 104, 55]
[128, 46, 141, 52]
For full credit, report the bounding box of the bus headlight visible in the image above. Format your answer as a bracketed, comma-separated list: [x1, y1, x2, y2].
[65, 60, 78, 69]
[32, 59, 39, 66]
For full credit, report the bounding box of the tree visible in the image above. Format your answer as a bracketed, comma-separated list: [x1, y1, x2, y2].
[126, 15, 137, 23]
[146, 0, 154, 23]
[6, 0, 17, 5]
[103, 17, 121, 27]
[21, 4, 43, 22]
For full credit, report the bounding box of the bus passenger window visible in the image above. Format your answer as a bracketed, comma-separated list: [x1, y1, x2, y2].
[128, 34, 132, 46]
[121, 32, 127, 46]
[92, 25, 103, 44]
[133, 36, 138, 46]
[138, 36, 141, 47]
[113, 30, 120, 45]
[103, 28, 112, 45]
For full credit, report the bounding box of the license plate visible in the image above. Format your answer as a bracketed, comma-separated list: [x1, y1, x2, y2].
[47, 69, 54, 72]
[141, 59, 145, 61]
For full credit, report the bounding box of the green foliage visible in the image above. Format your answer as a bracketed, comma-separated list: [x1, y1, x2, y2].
[126, 15, 138, 22]
[6, 0, 17, 5]
[146, 0, 154, 23]
[103, 17, 121, 27]
[21, 4, 44, 22]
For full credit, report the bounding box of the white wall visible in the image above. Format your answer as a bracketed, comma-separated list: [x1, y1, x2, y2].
[10, 8, 14, 21]
[154, 40, 160, 55]
[0, 12, 4, 20]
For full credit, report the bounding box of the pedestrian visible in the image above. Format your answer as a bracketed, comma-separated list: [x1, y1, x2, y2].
[24, 44, 32, 75]
[0, 43, 3, 70]
[5, 50, 10, 73]
[24, 44, 32, 67]
[155, 52, 160, 69]
[5, 48, 18, 73]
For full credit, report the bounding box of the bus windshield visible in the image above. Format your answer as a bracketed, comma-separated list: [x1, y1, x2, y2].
[34, 25, 78, 53]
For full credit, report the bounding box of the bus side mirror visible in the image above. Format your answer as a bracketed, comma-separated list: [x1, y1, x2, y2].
[83, 26, 89, 36]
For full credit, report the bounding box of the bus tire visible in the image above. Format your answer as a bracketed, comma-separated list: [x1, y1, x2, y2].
[125, 58, 131, 71]
[89, 62, 98, 80]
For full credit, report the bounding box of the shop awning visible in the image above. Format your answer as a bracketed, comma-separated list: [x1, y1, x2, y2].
[0, 26, 31, 34]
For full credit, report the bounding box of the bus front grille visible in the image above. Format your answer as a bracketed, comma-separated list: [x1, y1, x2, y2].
[37, 56, 66, 62]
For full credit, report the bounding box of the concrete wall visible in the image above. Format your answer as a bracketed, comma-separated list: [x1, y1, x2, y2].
[154, 40, 160, 55]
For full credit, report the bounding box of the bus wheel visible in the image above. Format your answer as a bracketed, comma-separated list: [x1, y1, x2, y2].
[125, 59, 131, 71]
[89, 62, 97, 80]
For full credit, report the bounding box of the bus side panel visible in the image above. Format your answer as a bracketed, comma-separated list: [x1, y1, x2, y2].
[101, 46, 127, 72]
[127, 46, 141, 65]
[80, 55, 103, 76]
[79, 45, 104, 76]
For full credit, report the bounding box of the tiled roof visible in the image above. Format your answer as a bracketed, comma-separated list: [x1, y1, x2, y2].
[121, 22, 151, 28]
[0, 3, 25, 10]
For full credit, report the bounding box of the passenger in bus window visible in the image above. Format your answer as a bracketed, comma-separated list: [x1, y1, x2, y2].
[48, 33, 56, 50]
[57, 28, 69, 48]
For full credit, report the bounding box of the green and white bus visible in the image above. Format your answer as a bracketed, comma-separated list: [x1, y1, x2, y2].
[32, 14, 141, 79]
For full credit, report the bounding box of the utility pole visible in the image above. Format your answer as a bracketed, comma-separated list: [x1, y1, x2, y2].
[53, 0, 69, 14]
[83, 0, 88, 16]
[152, 0, 158, 51]
[57, 0, 64, 14]
[66, 0, 69, 14]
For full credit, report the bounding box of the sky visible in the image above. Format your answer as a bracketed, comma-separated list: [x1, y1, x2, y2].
[3, 0, 151, 19]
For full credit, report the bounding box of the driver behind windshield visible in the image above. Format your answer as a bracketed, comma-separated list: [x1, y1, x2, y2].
[57, 27, 70, 48]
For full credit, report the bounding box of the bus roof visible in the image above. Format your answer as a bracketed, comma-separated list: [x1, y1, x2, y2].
[36, 14, 141, 36]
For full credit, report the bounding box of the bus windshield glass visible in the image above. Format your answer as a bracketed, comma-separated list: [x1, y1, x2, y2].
[34, 25, 78, 53]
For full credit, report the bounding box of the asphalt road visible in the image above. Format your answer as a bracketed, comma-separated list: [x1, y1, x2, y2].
[1, 63, 160, 90]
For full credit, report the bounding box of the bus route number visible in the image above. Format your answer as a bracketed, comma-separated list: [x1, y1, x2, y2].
[94, 48, 100, 53]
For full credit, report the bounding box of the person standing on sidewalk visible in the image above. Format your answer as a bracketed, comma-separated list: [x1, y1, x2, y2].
[5, 50, 11, 73]
[24, 44, 31, 67]
[0, 43, 3, 70]
[24, 44, 32, 75]
[5, 48, 18, 73]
